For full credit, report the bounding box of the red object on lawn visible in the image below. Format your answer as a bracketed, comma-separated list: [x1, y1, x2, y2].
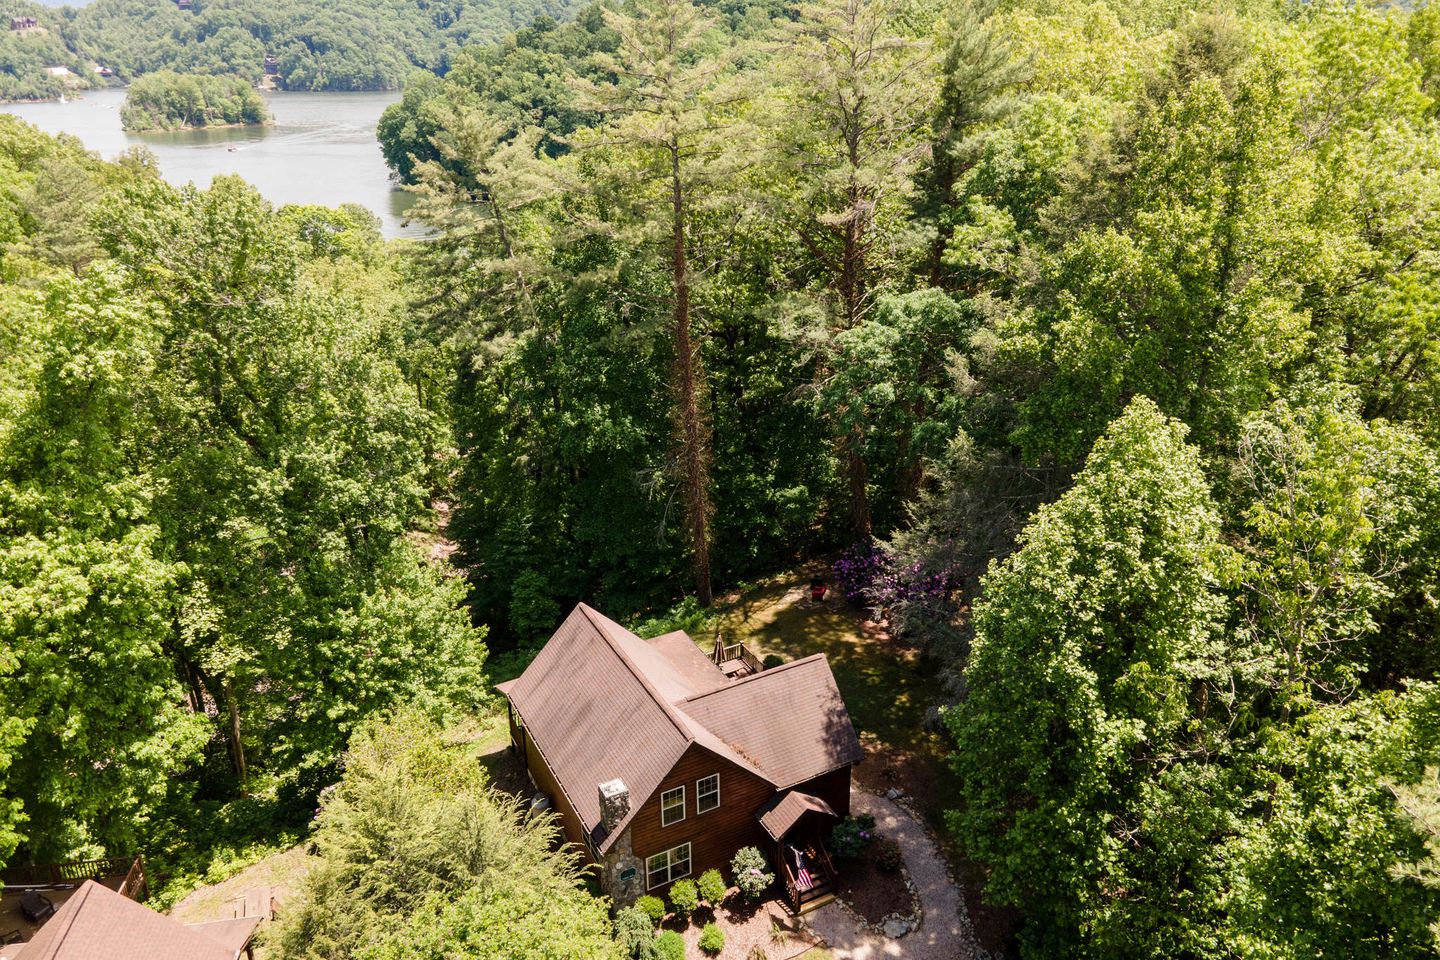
[810, 580, 827, 602]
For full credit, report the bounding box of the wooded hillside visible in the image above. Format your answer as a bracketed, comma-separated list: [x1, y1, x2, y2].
[5, 0, 1440, 955]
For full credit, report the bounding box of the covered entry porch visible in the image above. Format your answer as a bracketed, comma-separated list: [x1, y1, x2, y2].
[757, 790, 840, 913]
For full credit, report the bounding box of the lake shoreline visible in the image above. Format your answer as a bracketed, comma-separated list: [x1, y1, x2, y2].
[122, 118, 276, 134]
[1, 88, 421, 239]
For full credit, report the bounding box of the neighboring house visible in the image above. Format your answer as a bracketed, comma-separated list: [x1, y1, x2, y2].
[498, 604, 864, 912]
[0, 880, 260, 960]
[9, 17, 39, 31]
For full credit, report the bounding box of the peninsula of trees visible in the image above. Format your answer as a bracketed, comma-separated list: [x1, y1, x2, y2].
[119, 70, 268, 130]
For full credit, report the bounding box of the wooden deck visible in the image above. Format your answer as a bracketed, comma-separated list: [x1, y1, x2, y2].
[712, 639, 762, 678]
[0, 857, 144, 946]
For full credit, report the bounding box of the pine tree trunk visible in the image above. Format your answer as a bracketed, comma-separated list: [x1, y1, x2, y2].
[671, 142, 713, 606]
[839, 160, 873, 540]
[222, 678, 247, 784]
[843, 430, 872, 541]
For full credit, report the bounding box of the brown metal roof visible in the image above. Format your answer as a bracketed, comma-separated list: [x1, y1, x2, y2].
[186, 916, 264, 955]
[5, 881, 254, 960]
[504, 605, 862, 854]
[646, 631, 730, 696]
[757, 789, 838, 840]
[505, 605, 694, 853]
[679, 655, 864, 789]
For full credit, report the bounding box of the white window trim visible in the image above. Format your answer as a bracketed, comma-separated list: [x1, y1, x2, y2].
[696, 773, 720, 814]
[646, 842, 692, 891]
[660, 785, 686, 827]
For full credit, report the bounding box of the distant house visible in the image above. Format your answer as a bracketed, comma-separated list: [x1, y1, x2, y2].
[176, 0, 193, 10]
[0, 880, 260, 960]
[263, 54, 278, 75]
[9, 17, 39, 31]
[498, 604, 864, 912]
[42, 66, 71, 78]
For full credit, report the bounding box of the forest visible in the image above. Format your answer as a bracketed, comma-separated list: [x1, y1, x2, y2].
[120, 69, 269, 129]
[0, 0, 98, 100]
[6, 0, 1440, 955]
[0, 0, 581, 98]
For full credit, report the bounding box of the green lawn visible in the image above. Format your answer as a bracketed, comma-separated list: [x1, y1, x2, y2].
[711, 566, 962, 854]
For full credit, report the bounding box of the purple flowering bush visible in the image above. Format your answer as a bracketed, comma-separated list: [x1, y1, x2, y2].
[830, 813, 878, 860]
[834, 541, 959, 614]
[833, 540, 889, 603]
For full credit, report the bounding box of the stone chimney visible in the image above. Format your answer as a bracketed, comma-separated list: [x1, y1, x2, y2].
[598, 779, 630, 834]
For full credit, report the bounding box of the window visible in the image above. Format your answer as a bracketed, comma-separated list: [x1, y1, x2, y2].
[646, 843, 692, 890]
[660, 786, 685, 827]
[696, 774, 720, 814]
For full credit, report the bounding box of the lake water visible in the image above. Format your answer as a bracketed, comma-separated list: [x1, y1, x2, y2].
[1, 88, 422, 238]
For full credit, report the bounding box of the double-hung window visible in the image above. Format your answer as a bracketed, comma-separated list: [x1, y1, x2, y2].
[646, 843, 692, 890]
[660, 786, 685, 827]
[696, 774, 720, 814]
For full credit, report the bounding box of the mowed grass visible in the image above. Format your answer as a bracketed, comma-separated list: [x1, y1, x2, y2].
[711, 565, 962, 857]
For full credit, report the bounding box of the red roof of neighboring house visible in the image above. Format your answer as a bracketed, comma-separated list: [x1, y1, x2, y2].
[502, 604, 862, 854]
[2, 881, 259, 960]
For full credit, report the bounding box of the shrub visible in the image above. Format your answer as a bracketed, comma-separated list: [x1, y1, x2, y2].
[669, 878, 699, 919]
[635, 895, 666, 927]
[732, 846, 774, 900]
[615, 906, 659, 959]
[761, 653, 786, 670]
[833, 540, 889, 602]
[655, 929, 686, 960]
[696, 868, 727, 905]
[748, 948, 770, 960]
[830, 813, 877, 860]
[875, 837, 903, 873]
[699, 922, 726, 956]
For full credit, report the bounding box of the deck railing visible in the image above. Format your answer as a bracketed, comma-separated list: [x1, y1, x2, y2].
[1, 855, 144, 898]
[778, 846, 836, 912]
[712, 639, 763, 675]
[118, 855, 148, 901]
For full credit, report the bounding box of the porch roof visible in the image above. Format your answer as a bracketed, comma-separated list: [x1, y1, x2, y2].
[757, 789, 837, 841]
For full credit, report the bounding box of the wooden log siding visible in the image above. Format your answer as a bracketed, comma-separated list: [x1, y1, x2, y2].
[628, 744, 775, 892]
[516, 713, 596, 861]
[788, 767, 853, 820]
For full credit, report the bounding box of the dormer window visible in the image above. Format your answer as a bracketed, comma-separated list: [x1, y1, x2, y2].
[696, 774, 720, 813]
[661, 786, 685, 826]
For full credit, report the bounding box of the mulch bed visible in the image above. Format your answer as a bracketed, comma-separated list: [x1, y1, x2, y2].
[956, 860, 1022, 956]
[832, 857, 913, 926]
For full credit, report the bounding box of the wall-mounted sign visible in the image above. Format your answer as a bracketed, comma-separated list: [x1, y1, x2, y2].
[620, 867, 637, 883]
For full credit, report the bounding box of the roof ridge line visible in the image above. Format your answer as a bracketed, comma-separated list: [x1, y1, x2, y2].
[679, 652, 830, 704]
[35, 879, 92, 960]
[577, 604, 694, 743]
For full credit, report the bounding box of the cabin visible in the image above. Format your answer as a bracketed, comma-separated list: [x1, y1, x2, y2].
[263, 54, 278, 75]
[0, 881, 258, 959]
[9, 17, 39, 32]
[0, 869, 259, 960]
[175, 0, 193, 11]
[498, 604, 864, 912]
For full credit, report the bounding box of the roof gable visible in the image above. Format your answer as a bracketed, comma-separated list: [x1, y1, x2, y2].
[11, 881, 242, 960]
[506, 605, 693, 850]
[677, 655, 864, 788]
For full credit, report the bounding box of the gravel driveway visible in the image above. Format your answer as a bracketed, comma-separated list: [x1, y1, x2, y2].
[803, 788, 980, 960]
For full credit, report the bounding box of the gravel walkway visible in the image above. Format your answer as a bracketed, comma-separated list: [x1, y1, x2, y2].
[803, 789, 979, 960]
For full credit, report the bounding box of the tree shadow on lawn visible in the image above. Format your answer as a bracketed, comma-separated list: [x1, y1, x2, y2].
[713, 566, 950, 762]
[712, 569, 1014, 947]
